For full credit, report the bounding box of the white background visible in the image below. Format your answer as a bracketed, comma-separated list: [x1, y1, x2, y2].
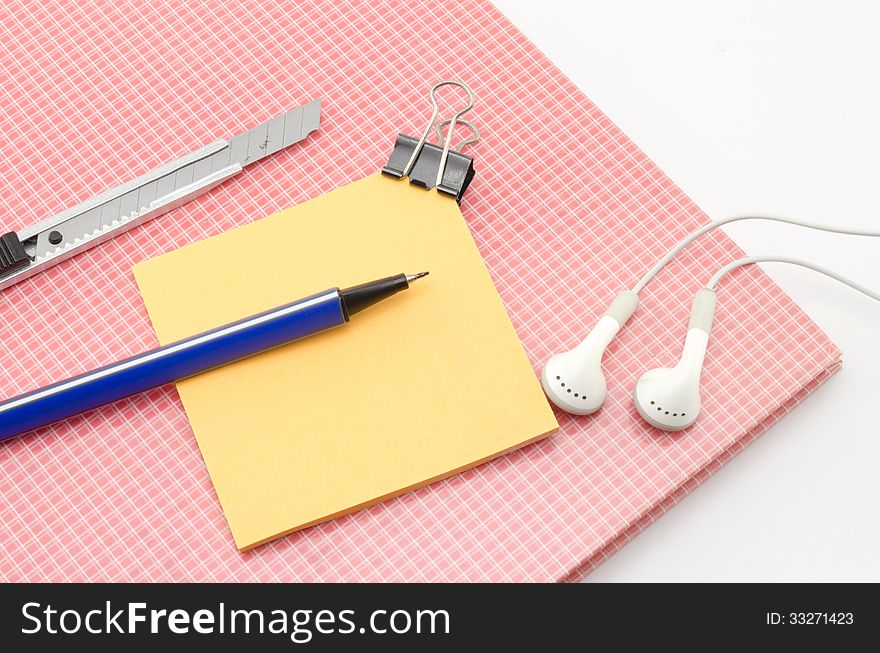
[494, 0, 880, 581]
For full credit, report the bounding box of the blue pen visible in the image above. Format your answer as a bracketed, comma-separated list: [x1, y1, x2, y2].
[0, 272, 428, 443]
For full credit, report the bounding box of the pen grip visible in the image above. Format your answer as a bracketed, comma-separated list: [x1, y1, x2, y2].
[0, 288, 346, 443]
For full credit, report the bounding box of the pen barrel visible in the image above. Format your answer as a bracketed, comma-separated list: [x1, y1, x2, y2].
[0, 288, 346, 443]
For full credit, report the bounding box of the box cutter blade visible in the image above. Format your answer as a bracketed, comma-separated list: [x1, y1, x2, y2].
[0, 99, 321, 291]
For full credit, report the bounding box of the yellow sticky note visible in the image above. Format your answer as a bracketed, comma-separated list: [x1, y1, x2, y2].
[134, 173, 558, 550]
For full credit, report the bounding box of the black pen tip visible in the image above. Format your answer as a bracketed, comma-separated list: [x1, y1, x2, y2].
[405, 271, 430, 284]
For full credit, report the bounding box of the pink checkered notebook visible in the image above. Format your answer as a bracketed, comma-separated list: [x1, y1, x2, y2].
[0, 0, 840, 582]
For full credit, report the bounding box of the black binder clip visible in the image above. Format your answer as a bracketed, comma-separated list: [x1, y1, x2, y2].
[382, 80, 479, 204]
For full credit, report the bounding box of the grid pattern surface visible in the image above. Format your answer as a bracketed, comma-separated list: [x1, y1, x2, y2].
[0, 0, 840, 582]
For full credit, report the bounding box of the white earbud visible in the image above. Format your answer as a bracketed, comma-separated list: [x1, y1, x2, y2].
[541, 291, 638, 415]
[633, 288, 716, 431]
[544, 216, 880, 428]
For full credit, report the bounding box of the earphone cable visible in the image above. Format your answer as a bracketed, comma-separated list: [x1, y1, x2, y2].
[706, 255, 880, 303]
[632, 215, 880, 294]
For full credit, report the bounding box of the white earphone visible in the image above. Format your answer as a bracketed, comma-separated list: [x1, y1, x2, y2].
[541, 291, 638, 415]
[542, 215, 880, 430]
[632, 288, 714, 431]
